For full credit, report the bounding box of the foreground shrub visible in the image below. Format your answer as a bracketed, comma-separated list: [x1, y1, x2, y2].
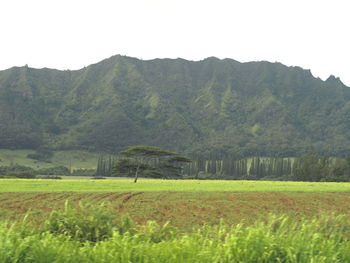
[45, 201, 117, 242]
[2, 211, 350, 262]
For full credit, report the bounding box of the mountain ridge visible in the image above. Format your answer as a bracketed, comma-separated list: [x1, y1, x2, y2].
[0, 55, 349, 157]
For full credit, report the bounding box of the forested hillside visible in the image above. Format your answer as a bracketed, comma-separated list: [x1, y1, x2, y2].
[0, 55, 349, 157]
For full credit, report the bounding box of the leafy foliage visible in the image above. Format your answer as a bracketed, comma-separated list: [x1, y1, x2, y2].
[2, 211, 350, 262]
[185, 155, 350, 182]
[45, 201, 116, 242]
[113, 145, 190, 181]
[37, 166, 70, 175]
[0, 164, 36, 178]
[71, 168, 96, 177]
[95, 155, 116, 177]
[112, 158, 140, 177]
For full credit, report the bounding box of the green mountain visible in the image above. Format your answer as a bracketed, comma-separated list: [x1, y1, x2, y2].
[0, 55, 349, 157]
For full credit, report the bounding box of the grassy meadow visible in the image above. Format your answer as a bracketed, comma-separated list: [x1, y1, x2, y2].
[0, 149, 99, 170]
[1, 178, 350, 192]
[2, 178, 350, 262]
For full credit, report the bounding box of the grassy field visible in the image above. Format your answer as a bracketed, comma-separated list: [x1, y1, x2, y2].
[1, 179, 350, 230]
[0, 149, 99, 169]
[1, 178, 350, 192]
[1, 179, 350, 261]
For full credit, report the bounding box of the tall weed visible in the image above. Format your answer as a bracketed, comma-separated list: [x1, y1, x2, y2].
[1, 207, 350, 262]
[44, 201, 116, 242]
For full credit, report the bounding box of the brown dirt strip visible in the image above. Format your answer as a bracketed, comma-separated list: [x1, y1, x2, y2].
[1, 192, 350, 230]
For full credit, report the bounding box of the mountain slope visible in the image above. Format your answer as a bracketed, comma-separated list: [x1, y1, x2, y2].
[0, 55, 349, 157]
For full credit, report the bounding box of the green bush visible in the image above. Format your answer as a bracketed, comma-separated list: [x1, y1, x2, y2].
[37, 166, 70, 176]
[117, 214, 135, 235]
[44, 201, 116, 242]
[2, 214, 350, 262]
[91, 176, 106, 180]
[10, 171, 36, 179]
[36, 175, 62, 179]
[3, 200, 350, 262]
[136, 221, 177, 243]
[71, 168, 96, 176]
[0, 164, 35, 175]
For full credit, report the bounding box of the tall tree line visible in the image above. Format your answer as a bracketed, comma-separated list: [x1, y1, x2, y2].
[183, 155, 350, 181]
[97, 153, 350, 182]
[95, 155, 117, 177]
[183, 157, 293, 179]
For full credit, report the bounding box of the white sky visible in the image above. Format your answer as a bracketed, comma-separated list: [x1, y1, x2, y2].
[1, 0, 350, 85]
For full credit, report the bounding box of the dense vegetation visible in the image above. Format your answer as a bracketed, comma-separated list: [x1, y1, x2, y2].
[93, 152, 350, 182]
[2, 203, 350, 262]
[0, 149, 99, 171]
[0, 164, 97, 178]
[2, 151, 349, 182]
[1, 56, 350, 157]
[0, 164, 70, 178]
[101, 145, 191, 182]
[185, 153, 350, 182]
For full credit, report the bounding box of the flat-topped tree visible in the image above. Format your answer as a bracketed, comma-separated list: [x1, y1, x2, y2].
[160, 156, 192, 179]
[117, 145, 191, 182]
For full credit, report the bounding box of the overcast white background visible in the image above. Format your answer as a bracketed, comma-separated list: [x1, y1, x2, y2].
[1, 0, 349, 85]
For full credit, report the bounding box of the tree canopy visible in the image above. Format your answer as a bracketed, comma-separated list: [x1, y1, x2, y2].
[113, 145, 191, 182]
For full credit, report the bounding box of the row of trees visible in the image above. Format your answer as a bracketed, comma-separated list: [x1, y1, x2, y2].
[95, 155, 117, 177]
[0, 164, 70, 178]
[293, 154, 350, 182]
[184, 154, 350, 182]
[184, 157, 293, 180]
[96, 146, 350, 182]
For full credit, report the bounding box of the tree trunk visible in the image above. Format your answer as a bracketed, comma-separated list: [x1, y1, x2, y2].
[134, 164, 140, 183]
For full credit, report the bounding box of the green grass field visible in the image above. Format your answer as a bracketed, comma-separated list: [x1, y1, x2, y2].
[1, 178, 350, 262]
[1, 178, 350, 192]
[0, 149, 99, 170]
